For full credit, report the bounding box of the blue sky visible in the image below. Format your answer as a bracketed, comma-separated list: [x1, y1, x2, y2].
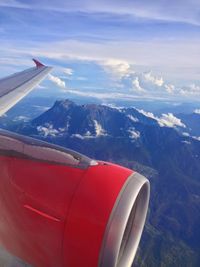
[0, 0, 200, 101]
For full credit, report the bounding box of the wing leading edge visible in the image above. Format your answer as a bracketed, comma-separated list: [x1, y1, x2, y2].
[0, 59, 52, 116]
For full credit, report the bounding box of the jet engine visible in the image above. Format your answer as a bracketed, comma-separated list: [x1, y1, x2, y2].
[0, 129, 150, 267]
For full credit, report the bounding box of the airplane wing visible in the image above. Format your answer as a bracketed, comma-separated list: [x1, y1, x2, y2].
[0, 59, 52, 116]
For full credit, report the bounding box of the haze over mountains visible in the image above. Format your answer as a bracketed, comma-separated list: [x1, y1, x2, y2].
[1, 98, 200, 267]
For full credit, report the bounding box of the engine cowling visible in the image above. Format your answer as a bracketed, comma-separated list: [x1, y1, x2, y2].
[0, 130, 150, 267]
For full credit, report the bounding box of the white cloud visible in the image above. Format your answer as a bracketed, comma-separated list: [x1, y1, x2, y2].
[100, 60, 168, 95]
[102, 59, 132, 80]
[71, 129, 106, 139]
[128, 128, 140, 140]
[71, 133, 85, 140]
[182, 140, 191, 145]
[99, 59, 179, 97]
[137, 109, 157, 120]
[102, 103, 124, 111]
[194, 109, 200, 114]
[182, 132, 200, 142]
[71, 131, 94, 139]
[132, 77, 145, 93]
[63, 68, 73, 76]
[137, 109, 186, 128]
[48, 74, 66, 89]
[144, 72, 164, 87]
[192, 136, 200, 141]
[165, 84, 175, 94]
[127, 115, 139, 123]
[37, 124, 59, 137]
[93, 120, 107, 136]
[13, 115, 30, 122]
[101, 58, 200, 99]
[182, 132, 190, 137]
[158, 113, 186, 128]
[179, 84, 200, 96]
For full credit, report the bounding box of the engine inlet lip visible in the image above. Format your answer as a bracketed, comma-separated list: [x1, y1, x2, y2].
[99, 172, 150, 267]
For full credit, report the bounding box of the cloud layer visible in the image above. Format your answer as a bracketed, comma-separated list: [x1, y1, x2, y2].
[48, 74, 66, 89]
[0, 0, 200, 101]
[99, 59, 200, 99]
[138, 109, 186, 128]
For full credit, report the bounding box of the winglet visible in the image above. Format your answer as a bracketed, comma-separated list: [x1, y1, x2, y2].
[32, 58, 45, 68]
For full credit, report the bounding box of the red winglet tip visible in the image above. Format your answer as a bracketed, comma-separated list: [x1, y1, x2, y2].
[32, 58, 45, 68]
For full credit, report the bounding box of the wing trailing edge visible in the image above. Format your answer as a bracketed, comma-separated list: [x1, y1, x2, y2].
[0, 59, 52, 116]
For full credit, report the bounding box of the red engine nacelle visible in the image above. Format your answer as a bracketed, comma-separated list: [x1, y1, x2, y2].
[0, 130, 150, 267]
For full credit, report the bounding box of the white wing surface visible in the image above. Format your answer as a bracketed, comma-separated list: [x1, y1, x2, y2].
[0, 59, 52, 116]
